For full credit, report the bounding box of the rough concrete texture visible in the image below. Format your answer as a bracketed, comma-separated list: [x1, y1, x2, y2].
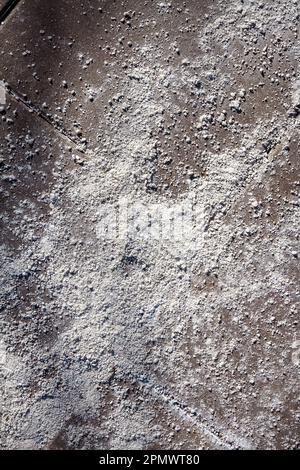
[0, 0, 299, 450]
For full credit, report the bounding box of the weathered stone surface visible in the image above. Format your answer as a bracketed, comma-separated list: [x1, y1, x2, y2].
[0, 0, 299, 450]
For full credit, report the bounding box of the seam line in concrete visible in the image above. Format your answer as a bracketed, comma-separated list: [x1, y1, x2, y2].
[122, 371, 251, 450]
[5, 83, 87, 153]
[0, 0, 21, 24]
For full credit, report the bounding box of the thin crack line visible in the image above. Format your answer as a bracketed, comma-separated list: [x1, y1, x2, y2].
[119, 371, 252, 450]
[0, 0, 21, 24]
[4, 83, 87, 153]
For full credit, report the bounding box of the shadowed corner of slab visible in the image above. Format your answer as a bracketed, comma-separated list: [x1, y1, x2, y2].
[0, 0, 21, 24]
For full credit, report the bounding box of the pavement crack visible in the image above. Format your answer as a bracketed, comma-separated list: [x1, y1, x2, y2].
[121, 371, 252, 450]
[4, 82, 87, 153]
[0, 0, 20, 24]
